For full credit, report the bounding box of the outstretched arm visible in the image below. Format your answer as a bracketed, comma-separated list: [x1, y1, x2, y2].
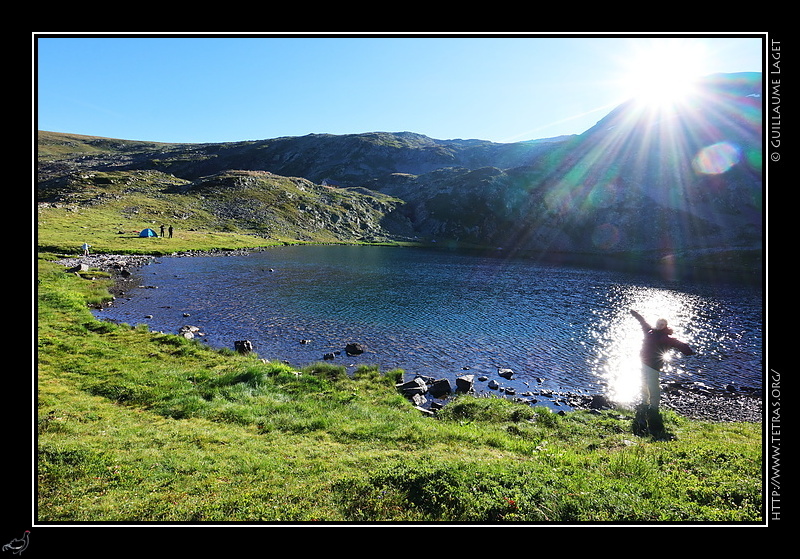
[630, 309, 650, 331]
[670, 338, 696, 356]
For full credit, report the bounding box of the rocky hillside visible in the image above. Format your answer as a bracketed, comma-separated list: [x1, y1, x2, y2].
[37, 72, 763, 277]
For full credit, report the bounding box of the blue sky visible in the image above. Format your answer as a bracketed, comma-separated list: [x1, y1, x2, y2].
[35, 33, 765, 144]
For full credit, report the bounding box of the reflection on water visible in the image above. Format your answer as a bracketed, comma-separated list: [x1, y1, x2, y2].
[587, 286, 709, 404]
[594, 282, 763, 404]
[98, 246, 763, 403]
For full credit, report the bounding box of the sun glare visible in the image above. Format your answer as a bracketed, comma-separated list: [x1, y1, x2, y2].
[616, 39, 709, 110]
[588, 285, 701, 406]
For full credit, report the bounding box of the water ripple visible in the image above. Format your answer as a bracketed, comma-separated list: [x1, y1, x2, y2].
[98, 246, 763, 401]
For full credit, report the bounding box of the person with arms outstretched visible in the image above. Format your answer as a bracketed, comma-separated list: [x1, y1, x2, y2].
[630, 309, 695, 408]
[630, 309, 695, 434]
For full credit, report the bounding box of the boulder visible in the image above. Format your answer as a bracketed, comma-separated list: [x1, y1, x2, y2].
[498, 368, 514, 379]
[234, 340, 254, 354]
[429, 378, 452, 398]
[588, 394, 612, 410]
[345, 342, 365, 356]
[456, 374, 475, 393]
[397, 377, 428, 397]
[179, 325, 200, 339]
[411, 393, 427, 407]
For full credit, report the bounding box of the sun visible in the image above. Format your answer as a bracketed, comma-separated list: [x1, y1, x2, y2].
[624, 65, 698, 108]
[615, 39, 709, 110]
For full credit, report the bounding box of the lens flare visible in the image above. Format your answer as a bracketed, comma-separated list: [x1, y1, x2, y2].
[692, 141, 741, 174]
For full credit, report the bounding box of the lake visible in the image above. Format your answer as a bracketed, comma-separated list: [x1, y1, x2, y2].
[95, 245, 763, 408]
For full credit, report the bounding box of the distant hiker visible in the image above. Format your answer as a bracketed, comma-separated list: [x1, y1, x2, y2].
[630, 309, 695, 412]
[168, 225, 173, 238]
[160, 224, 165, 237]
[81, 242, 91, 256]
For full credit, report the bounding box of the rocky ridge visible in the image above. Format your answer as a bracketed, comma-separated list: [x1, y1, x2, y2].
[38, 73, 763, 279]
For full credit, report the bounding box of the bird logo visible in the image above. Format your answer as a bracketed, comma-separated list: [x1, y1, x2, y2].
[2, 531, 29, 555]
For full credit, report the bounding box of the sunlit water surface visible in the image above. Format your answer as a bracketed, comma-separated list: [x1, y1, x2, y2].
[96, 246, 763, 406]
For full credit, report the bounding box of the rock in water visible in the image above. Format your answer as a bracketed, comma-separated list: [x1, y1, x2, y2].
[456, 374, 475, 393]
[345, 342, 365, 356]
[498, 368, 514, 379]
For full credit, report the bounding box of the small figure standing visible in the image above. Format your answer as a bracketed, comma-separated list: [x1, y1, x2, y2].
[168, 225, 174, 238]
[160, 224, 165, 237]
[630, 309, 695, 435]
[631, 310, 695, 437]
[82, 242, 91, 256]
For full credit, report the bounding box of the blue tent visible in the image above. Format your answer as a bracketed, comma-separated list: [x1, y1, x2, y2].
[139, 228, 158, 237]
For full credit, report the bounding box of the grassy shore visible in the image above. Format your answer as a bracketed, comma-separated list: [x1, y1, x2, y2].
[34, 245, 763, 524]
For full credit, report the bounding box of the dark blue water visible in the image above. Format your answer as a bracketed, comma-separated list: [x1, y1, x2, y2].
[95, 245, 763, 406]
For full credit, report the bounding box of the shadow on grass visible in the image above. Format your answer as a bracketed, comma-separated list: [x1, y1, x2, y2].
[632, 405, 677, 441]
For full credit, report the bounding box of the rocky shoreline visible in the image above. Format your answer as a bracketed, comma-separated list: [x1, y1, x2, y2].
[55, 249, 255, 297]
[56, 253, 158, 299]
[660, 383, 763, 423]
[55, 252, 763, 424]
[406, 374, 763, 424]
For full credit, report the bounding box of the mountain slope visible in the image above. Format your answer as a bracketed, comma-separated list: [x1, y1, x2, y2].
[365, 73, 763, 259]
[37, 72, 763, 277]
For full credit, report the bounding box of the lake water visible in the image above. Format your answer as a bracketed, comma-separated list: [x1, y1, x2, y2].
[95, 245, 763, 408]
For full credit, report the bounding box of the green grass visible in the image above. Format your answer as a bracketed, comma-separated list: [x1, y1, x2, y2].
[37, 180, 285, 256]
[36, 161, 408, 256]
[35, 255, 763, 523]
